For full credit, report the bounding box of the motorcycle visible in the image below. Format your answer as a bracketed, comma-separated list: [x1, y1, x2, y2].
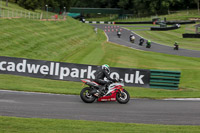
[146, 44, 151, 48]
[146, 43, 151, 48]
[139, 38, 144, 46]
[117, 31, 121, 38]
[174, 44, 179, 50]
[146, 40, 151, 48]
[130, 36, 135, 43]
[80, 79, 130, 104]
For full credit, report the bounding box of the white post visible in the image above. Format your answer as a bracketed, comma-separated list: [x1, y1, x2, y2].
[46, 5, 48, 21]
[64, 6, 66, 19]
[40, 13, 43, 20]
[0, 0, 1, 18]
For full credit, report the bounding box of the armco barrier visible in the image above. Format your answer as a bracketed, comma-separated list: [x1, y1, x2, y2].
[82, 20, 195, 25]
[114, 21, 153, 24]
[150, 70, 181, 90]
[166, 21, 195, 25]
[182, 33, 200, 38]
[151, 25, 179, 31]
[114, 21, 195, 25]
[83, 21, 114, 24]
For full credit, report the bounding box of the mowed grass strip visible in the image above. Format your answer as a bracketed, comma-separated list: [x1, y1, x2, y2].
[0, 116, 200, 133]
[0, 18, 97, 61]
[1, 74, 200, 99]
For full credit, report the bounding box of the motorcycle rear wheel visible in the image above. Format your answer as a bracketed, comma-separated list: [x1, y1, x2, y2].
[80, 87, 96, 103]
[116, 89, 130, 104]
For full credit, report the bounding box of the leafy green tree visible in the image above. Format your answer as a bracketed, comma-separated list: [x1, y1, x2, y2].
[118, 0, 129, 9]
[194, 0, 200, 14]
[57, 0, 72, 12]
[18, 0, 39, 10]
[15, 0, 199, 16]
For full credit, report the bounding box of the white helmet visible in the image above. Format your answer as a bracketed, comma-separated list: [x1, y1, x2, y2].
[102, 64, 110, 74]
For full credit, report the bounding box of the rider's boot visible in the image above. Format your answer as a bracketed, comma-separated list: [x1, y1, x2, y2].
[93, 90, 100, 97]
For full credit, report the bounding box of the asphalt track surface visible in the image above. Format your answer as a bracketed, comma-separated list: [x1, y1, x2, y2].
[92, 24, 200, 58]
[0, 90, 200, 125]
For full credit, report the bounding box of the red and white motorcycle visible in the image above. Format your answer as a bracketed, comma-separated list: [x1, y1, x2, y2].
[80, 79, 130, 104]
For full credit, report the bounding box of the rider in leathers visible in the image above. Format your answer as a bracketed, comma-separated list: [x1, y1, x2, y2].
[94, 64, 117, 97]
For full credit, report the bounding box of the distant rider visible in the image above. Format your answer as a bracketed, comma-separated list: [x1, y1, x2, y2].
[130, 34, 133, 40]
[93, 64, 117, 97]
[174, 41, 179, 50]
[130, 34, 135, 43]
[117, 30, 121, 38]
[146, 40, 151, 48]
[139, 38, 144, 45]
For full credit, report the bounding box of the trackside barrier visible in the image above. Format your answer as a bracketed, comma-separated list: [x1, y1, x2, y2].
[0, 56, 150, 88]
[150, 70, 181, 90]
[0, 56, 182, 90]
[115, 21, 195, 25]
[83, 21, 114, 24]
[182, 33, 200, 38]
[166, 21, 195, 25]
[150, 25, 180, 31]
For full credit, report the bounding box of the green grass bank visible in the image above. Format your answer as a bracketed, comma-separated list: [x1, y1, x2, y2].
[0, 18, 200, 98]
[0, 2, 200, 132]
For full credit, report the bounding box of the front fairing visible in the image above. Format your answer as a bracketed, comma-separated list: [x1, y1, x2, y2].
[105, 82, 124, 95]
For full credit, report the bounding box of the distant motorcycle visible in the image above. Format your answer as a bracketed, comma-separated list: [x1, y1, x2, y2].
[174, 42, 179, 50]
[80, 79, 130, 104]
[130, 35, 135, 43]
[146, 40, 151, 48]
[139, 38, 144, 46]
[146, 43, 151, 48]
[117, 31, 121, 38]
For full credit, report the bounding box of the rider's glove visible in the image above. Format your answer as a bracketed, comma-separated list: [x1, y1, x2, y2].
[107, 80, 113, 84]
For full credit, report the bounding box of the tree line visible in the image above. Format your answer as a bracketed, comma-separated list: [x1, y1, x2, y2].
[5, 0, 200, 16]
[72, 0, 199, 16]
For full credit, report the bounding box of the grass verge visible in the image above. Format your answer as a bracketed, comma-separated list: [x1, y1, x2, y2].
[0, 116, 200, 133]
[1, 74, 200, 99]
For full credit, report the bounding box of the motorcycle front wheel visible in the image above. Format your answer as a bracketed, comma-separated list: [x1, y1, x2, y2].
[80, 87, 96, 103]
[116, 89, 130, 104]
